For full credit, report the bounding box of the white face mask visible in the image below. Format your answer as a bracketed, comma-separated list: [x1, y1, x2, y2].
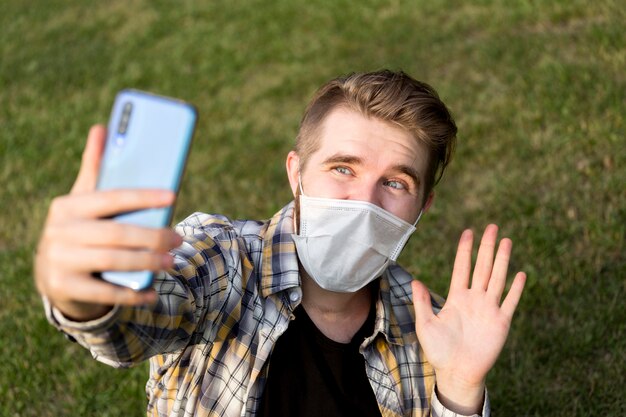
[291, 185, 422, 293]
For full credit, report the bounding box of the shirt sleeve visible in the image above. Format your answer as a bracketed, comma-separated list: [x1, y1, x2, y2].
[43, 270, 201, 368]
[431, 387, 490, 417]
[43, 213, 245, 368]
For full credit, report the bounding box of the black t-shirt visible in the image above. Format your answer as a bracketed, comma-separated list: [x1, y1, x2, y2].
[258, 302, 382, 417]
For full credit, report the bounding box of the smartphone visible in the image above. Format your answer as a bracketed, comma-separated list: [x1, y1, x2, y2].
[96, 89, 197, 290]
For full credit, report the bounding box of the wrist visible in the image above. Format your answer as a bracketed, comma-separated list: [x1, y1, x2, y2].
[435, 373, 485, 415]
[56, 300, 113, 322]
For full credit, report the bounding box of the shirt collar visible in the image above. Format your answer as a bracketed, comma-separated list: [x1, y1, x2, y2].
[370, 265, 445, 346]
[259, 201, 301, 298]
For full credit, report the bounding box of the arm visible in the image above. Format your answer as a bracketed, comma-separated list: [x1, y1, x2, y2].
[412, 225, 526, 415]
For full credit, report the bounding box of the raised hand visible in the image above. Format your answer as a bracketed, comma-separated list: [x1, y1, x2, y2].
[34, 125, 183, 321]
[411, 225, 526, 414]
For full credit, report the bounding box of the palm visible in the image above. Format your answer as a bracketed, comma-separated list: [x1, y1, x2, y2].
[412, 225, 526, 386]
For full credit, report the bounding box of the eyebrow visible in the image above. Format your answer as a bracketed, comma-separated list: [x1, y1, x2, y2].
[322, 154, 363, 166]
[322, 153, 421, 188]
[395, 164, 421, 188]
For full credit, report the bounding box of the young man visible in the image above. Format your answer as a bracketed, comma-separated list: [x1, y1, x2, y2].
[35, 70, 526, 417]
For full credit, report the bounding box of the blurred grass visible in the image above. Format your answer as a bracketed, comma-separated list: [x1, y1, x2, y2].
[1, 0, 624, 416]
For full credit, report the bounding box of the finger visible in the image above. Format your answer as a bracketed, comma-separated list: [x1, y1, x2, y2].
[411, 280, 436, 334]
[486, 238, 512, 301]
[449, 229, 474, 293]
[49, 189, 175, 221]
[501, 272, 527, 319]
[472, 224, 498, 291]
[71, 125, 107, 194]
[48, 245, 174, 273]
[49, 273, 158, 307]
[47, 221, 183, 251]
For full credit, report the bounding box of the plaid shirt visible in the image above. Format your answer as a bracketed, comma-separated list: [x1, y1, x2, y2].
[47, 202, 489, 417]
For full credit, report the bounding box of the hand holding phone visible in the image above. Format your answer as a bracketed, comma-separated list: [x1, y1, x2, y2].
[35, 127, 182, 322]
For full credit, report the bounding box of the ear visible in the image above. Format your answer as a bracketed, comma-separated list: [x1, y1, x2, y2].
[423, 192, 435, 213]
[285, 151, 300, 197]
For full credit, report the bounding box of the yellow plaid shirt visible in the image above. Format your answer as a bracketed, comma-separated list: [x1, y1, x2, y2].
[46, 202, 489, 417]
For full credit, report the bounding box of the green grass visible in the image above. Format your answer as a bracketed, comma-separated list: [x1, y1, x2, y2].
[1, 1, 624, 416]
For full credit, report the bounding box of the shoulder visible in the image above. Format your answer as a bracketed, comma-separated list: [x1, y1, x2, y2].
[379, 263, 446, 346]
[169, 212, 269, 274]
[174, 212, 266, 241]
[385, 263, 445, 313]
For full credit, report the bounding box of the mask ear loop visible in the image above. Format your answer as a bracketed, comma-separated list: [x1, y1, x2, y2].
[294, 173, 304, 235]
[413, 208, 424, 226]
[390, 207, 424, 260]
[297, 174, 304, 195]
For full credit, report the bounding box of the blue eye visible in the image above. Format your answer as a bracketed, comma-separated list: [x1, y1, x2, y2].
[334, 166, 352, 175]
[384, 180, 407, 190]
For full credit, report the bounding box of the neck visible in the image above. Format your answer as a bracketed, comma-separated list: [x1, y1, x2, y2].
[300, 273, 373, 343]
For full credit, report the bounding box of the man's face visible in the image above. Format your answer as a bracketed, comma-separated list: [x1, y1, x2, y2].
[287, 107, 432, 224]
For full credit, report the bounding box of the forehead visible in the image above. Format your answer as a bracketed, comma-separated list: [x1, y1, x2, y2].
[313, 107, 429, 172]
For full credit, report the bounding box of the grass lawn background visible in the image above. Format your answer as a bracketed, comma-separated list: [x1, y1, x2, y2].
[0, 1, 624, 416]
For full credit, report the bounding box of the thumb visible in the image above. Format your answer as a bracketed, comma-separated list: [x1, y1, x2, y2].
[71, 124, 107, 194]
[411, 280, 435, 334]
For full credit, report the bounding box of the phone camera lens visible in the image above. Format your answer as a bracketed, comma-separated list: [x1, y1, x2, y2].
[118, 102, 133, 134]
